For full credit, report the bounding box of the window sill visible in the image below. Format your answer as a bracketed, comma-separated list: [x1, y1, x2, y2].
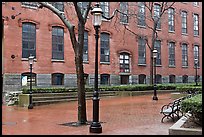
[21, 58, 37, 62]
[119, 72, 131, 75]
[155, 65, 162, 67]
[138, 64, 146, 66]
[83, 61, 89, 64]
[193, 35, 199, 38]
[182, 66, 188, 68]
[168, 30, 175, 34]
[137, 25, 146, 29]
[100, 62, 110, 65]
[120, 22, 129, 25]
[156, 28, 162, 31]
[169, 65, 176, 68]
[182, 33, 188, 36]
[51, 59, 65, 62]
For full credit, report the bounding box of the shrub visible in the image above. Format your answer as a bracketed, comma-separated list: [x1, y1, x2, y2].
[181, 94, 202, 126]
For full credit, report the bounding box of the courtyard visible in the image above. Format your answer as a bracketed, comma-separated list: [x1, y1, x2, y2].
[2, 92, 176, 135]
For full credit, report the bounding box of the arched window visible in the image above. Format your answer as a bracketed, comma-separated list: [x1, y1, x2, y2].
[52, 73, 64, 85]
[194, 45, 199, 67]
[83, 31, 88, 62]
[52, 26, 64, 60]
[119, 52, 130, 73]
[182, 75, 188, 83]
[22, 22, 36, 58]
[84, 73, 89, 85]
[21, 72, 36, 86]
[100, 32, 110, 63]
[169, 74, 175, 83]
[100, 74, 110, 85]
[156, 74, 162, 84]
[139, 74, 146, 84]
[195, 75, 200, 83]
[182, 43, 188, 67]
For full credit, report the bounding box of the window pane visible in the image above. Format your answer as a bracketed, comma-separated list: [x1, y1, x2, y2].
[22, 23, 36, 58]
[52, 27, 64, 60]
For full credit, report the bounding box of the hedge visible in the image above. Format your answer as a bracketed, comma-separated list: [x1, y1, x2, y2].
[21, 83, 202, 94]
[181, 94, 202, 126]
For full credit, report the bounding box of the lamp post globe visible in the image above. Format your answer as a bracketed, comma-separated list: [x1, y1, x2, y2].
[152, 49, 158, 100]
[89, 3, 103, 134]
[28, 55, 34, 109]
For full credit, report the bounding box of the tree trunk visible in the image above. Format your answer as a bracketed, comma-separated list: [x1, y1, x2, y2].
[75, 22, 87, 124]
[75, 53, 87, 124]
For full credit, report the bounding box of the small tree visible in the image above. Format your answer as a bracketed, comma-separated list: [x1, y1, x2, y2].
[38, 2, 92, 125]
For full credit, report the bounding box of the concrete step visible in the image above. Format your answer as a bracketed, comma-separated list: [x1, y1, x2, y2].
[32, 91, 116, 106]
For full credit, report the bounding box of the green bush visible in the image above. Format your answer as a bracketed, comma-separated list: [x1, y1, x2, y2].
[181, 94, 202, 126]
[22, 84, 201, 94]
[176, 86, 202, 93]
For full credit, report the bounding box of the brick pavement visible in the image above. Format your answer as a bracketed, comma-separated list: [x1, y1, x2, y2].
[2, 93, 176, 135]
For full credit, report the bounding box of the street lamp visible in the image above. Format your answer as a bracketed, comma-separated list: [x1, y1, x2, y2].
[195, 58, 198, 86]
[89, 3, 103, 134]
[152, 49, 158, 100]
[28, 55, 34, 109]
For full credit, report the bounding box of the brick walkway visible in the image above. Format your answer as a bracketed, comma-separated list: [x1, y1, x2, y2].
[2, 93, 176, 135]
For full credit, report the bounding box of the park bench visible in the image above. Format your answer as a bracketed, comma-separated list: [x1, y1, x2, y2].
[160, 97, 183, 123]
[160, 92, 199, 123]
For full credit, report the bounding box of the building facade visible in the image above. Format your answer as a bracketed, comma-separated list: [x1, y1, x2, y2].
[2, 2, 202, 93]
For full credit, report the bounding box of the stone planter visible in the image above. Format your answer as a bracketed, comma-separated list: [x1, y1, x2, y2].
[18, 94, 30, 107]
[169, 113, 202, 135]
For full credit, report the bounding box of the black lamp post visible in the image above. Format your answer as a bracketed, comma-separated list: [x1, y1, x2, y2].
[195, 58, 198, 86]
[152, 49, 158, 100]
[89, 3, 103, 134]
[28, 55, 34, 109]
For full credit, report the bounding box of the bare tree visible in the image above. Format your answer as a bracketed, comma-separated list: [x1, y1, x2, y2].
[38, 2, 92, 125]
[105, 2, 175, 85]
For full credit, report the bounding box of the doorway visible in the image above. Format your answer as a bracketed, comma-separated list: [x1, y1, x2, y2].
[120, 75, 129, 84]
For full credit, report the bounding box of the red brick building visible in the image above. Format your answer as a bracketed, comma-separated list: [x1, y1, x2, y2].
[2, 2, 202, 94]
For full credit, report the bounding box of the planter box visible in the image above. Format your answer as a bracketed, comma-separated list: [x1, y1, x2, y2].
[18, 94, 30, 107]
[169, 114, 202, 135]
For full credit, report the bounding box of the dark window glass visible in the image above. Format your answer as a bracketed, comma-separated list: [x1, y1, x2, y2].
[154, 4, 161, 29]
[138, 37, 146, 64]
[193, 14, 199, 36]
[52, 73, 64, 85]
[154, 40, 161, 65]
[120, 2, 128, 23]
[137, 2, 146, 26]
[168, 8, 175, 31]
[22, 22, 36, 58]
[168, 42, 175, 66]
[77, 2, 89, 14]
[50, 2, 64, 12]
[83, 73, 89, 85]
[182, 75, 188, 83]
[100, 33, 110, 62]
[181, 11, 187, 34]
[100, 2, 109, 19]
[100, 74, 110, 85]
[83, 31, 88, 62]
[156, 74, 162, 84]
[194, 45, 199, 67]
[52, 27, 64, 60]
[139, 74, 146, 84]
[182, 43, 188, 66]
[169, 75, 175, 83]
